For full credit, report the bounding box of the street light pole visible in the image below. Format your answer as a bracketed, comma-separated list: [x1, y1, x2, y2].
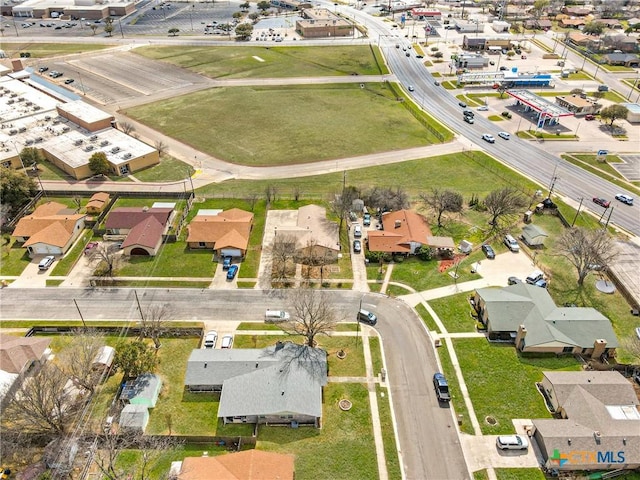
[571, 197, 584, 227]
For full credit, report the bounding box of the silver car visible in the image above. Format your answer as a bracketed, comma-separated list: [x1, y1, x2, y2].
[38, 255, 55, 270]
[496, 435, 529, 450]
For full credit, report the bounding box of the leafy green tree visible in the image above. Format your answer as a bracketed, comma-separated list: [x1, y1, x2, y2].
[114, 340, 158, 379]
[235, 22, 253, 39]
[0, 166, 37, 215]
[103, 17, 114, 37]
[532, 0, 549, 19]
[168, 27, 180, 36]
[599, 104, 628, 126]
[415, 245, 433, 261]
[257, 0, 271, 11]
[240, 1, 250, 9]
[249, 12, 260, 21]
[582, 21, 605, 36]
[232, 11, 243, 19]
[88, 151, 111, 176]
[19, 147, 43, 168]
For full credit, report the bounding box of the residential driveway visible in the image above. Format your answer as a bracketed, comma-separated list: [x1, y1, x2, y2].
[59, 250, 102, 288]
[8, 257, 53, 288]
[461, 430, 542, 472]
[212, 263, 238, 290]
[350, 218, 372, 292]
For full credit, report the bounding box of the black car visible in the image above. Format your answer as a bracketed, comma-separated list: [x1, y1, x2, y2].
[353, 240, 362, 253]
[481, 244, 495, 259]
[64, 78, 74, 84]
[38, 66, 49, 73]
[508, 276, 522, 285]
[433, 373, 451, 402]
[458, 101, 467, 108]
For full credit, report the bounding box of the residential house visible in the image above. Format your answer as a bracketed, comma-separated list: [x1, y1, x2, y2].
[184, 342, 327, 427]
[119, 373, 162, 408]
[367, 210, 431, 255]
[521, 224, 548, 247]
[602, 34, 639, 53]
[0, 334, 52, 407]
[599, 19, 623, 29]
[567, 31, 600, 48]
[559, 17, 587, 28]
[273, 204, 340, 261]
[186, 208, 254, 258]
[12, 201, 86, 257]
[85, 192, 110, 215]
[524, 19, 552, 30]
[603, 53, 640, 67]
[533, 371, 640, 472]
[473, 283, 618, 356]
[104, 206, 173, 256]
[556, 94, 601, 116]
[176, 450, 295, 480]
[561, 6, 592, 16]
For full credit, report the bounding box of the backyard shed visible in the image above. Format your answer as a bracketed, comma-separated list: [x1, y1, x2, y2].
[120, 373, 162, 408]
[119, 404, 149, 433]
[92, 345, 115, 372]
[459, 240, 473, 254]
[521, 224, 548, 247]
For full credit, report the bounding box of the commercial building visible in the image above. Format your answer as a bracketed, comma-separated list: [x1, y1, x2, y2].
[556, 94, 601, 116]
[296, 8, 353, 38]
[8, 0, 134, 20]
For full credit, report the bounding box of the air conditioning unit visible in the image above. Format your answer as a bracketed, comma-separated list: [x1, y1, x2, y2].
[90, 135, 98, 141]
[74, 139, 84, 146]
[100, 140, 109, 146]
[122, 153, 132, 159]
[85, 145, 94, 151]
[111, 146, 120, 153]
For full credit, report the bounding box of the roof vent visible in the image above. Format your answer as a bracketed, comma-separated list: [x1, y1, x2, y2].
[395, 220, 401, 228]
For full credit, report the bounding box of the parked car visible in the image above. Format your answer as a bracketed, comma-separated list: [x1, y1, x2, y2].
[353, 239, 362, 253]
[499, 66, 507, 71]
[507, 276, 522, 285]
[363, 213, 371, 226]
[203, 330, 218, 348]
[526, 270, 548, 288]
[353, 224, 362, 238]
[226, 264, 238, 280]
[221, 334, 234, 349]
[615, 193, 634, 206]
[222, 256, 232, 270]
[497, 131, 510, 140]
[84, 241, 99, 254]
[496, 435, 529, 450]
[432, 373, 451, 402]
[592, 197, 610, 208]
[38, 66, 49, 73]
[477, 105, 489, 111]
[38, 255, 55, 270]
[481, 244, 495, 259]
[64, 78, 74, 84]
[265, 310, 290, 322]
[358, 309, 377, 326]
[503, 234, 519, 252]
[482, 134, 495, 143]
[584, 114, 596, 121]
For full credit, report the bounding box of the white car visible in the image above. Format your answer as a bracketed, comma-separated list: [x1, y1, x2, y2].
[498, 131, 510, 140]
[221, 334, 234, 349]
[615, 193, 634, 206]
[203, 330, 218, 348]
[496, 435, 529, 450]
[503, 234, 520, 253]
[482, 134, 495, 143]
[407, 85, 415, 92]
[477, 105, 489, 111]
[38, 255, 55, 270]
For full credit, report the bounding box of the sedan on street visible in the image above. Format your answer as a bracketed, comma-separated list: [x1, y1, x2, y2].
[481, 244, 496, 259]
[592, 197, 611, 208]
[615, 194, 633, 206]
[482, 134, 495, 143]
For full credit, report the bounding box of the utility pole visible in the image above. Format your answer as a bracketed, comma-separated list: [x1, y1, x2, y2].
[134, 290, 145, 323]
[73, 299, 87, 329]
[547, 164, 559, 200]
[571, 197, 584, 227]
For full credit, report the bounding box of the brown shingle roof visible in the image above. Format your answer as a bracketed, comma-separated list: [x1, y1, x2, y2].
[86, 192, 110, 212]
[367, 231, 410, 253]
[104, 208, 172, 230]
[0, 334, 51, 374]
[122, 216, 164, 249]
[178, 450, 294, 480]
[368, 210, 431, 252]
[23, 220, 81, 248]
[13, 201, 85, 247]
[186, 209, 253, 250]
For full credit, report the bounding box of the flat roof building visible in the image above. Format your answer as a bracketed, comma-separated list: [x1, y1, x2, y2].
[296, 8, 353, 38]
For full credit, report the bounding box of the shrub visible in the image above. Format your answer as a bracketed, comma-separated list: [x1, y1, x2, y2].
[416, 245, 433, 261]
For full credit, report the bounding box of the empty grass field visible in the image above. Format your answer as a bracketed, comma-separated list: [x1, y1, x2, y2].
[125, 83, 440, 167]
[0, 42, 113, 58]
[134, 45, 389, 78]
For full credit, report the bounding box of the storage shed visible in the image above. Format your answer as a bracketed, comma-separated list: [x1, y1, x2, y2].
[119, 404, 149, 433]
[119, 373, 162, 408]
[521, 224, 548, 247]
[92, 346, 115, 372]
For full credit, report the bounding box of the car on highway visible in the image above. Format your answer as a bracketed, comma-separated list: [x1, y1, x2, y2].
[615, 194, 633, 206]
[38, 255, 55, 270]
[405, 52, 410, 57]
[585, 114, 596, 121]
[221, 334, 234, 349]
[463, 110, 474, 118]
[482, 134, 495, 143]
[226, 264, 238, 280]
[458, 101, 467, 108]
[477, 105, 489, 111]
[498, 131, 510, 140]
[358, 309, 377, 326]
[203, 330, 218, 348]
[434, 81, 440, 86]
[38, 66, 49, 73]
[64, 78, 74, 84]
[592, 197, 611, 208]
[407, 85, 414, 92]
[481, 244, 495, 259]
[432, 373, 451, 402]
[353, 239, 362, 253]
[464, 115, 474, 124]
[496, 435, 529, 450]
[503, 234, 520, 252]
[222, 256, 232, 270]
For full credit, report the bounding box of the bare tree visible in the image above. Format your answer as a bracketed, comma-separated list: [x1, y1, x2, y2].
[484, 187, 527, 226]
[264, 184, 277, 204]
[72, 195, 83, 213]
[248, 193, 259, 211]
[556, 227, 618, 286]
[138, 302, 172, 349]
[120, 122, 135, 135]
[89, 244, 121, 278]
[58, 329, 105, 395]
[420, 188, 463, 227]
[2, 363, 82, 437]
[154, 140, 169, 157]
[364, 186, 409, 213]
[621, 336, 640, 364]
[272, 233, 297, 283]
[298, 239, 334, 284]
[330, 185, 359, 233]
[284, 288, 340, 346]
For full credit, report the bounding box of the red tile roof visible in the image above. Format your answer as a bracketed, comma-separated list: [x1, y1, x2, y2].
[367, 210, 432, 253]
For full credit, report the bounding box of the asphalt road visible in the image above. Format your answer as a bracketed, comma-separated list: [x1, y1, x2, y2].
[0, 287, 470, 480]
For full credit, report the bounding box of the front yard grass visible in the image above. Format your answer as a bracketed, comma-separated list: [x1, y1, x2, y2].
[257, 382, 378, 480]
[376, 385, 401, 480]
[51, 230, 93, 276]
[0, 235, 31, 276]
[389, 255, 482, 292]
[131, 155, 195, 182]
[455, 337, 581, 435]
[125, 83, 440, 168]
[495, 468, 547, 480]
[134, 45, 389, 79]
[561, 154, 640, 194]
[437, 342, 473, 435]
[429, 292, 477, 333]
[116, 242, 216, 278]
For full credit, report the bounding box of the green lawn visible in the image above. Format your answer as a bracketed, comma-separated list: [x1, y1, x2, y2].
[455, 337, 581, 435]
[131, 155, 195, 182]
[116, 241, 216, 278]
[429, 292, 477, 333]
[0, 42, 113, 58]
[0, 235, 31, 276]
[389, 255, 482, 292]
[258, 382, 378, 480]
[134, 45, 389, 78]
[125, 83, 440, 167]
[51, 230, 93, 276]
[495, 468, 546, 480]
[415, 303, 440, 333]
[376, 385, 402, 480]
[437, 342, 473, 435]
